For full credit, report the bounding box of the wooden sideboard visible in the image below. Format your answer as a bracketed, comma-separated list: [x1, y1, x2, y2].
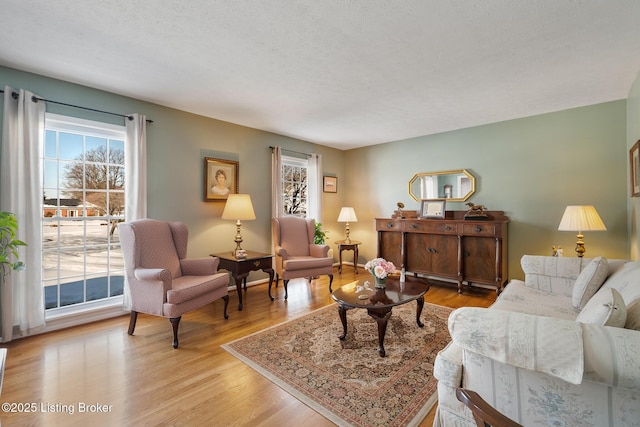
[376, 211, 509, 294]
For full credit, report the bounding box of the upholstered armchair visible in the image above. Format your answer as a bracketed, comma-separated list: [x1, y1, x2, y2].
[271, 216, 333, 300]
[119, 219, 229, 348]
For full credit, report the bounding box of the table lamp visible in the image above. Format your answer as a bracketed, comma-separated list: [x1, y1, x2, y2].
[221, 194, 256, 258]
[558, 205, 606, 257]
[337, 207, 358, 243]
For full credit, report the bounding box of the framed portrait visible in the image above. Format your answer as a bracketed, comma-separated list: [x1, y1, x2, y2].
[323, 176, 337, 193]
[205, 157, 238, 201]
[420, 199, 446, 219]
[631, 140, 640, 197]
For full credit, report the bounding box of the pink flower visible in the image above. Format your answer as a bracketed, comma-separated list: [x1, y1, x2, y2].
[364, 258, 396, 279]
[374, 265, 386, 278]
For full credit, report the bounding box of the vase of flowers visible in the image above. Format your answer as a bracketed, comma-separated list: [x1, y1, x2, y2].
[364, 258, 396, 289]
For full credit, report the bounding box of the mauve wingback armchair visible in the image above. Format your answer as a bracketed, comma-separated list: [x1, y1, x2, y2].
[118, 219, 229, 348]
[271, 216, 333, 300]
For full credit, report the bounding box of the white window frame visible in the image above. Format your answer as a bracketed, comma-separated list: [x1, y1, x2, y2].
[43, 114, 126, 321]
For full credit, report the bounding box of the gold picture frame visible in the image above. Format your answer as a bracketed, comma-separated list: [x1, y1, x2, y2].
[631, 140, 640, 197]
[204, 157, 239, 201]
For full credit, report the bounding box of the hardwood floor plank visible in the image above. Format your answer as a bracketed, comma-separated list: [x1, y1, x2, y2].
[1, 269, 495, 426]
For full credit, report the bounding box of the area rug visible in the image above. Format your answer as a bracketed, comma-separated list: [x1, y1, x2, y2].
[222, 302, 453, 427]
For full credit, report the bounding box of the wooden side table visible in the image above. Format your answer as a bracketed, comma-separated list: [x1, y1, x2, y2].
[336, 240, 361, 274]
[211, 251, 274, 311]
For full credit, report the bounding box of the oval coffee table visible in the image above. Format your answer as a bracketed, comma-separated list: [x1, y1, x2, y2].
[331, 276, 430, 357]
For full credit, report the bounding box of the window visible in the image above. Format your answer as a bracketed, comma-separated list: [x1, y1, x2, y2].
[281, 155, 308, 217]
[42, 114, 126, 315]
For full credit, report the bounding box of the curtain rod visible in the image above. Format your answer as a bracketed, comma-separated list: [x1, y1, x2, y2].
[0, 89, 153, 123]
[269, 146, 312, 157]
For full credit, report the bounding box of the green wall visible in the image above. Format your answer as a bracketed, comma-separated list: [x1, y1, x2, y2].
[0, 65, 631, 287]
[343, 101, 629, 280]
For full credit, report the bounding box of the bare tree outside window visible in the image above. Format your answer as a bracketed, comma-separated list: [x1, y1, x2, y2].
[282, 162, 307, 216]
[63, 146, 124, 235]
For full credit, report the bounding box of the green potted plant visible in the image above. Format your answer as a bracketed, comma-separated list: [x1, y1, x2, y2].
[314, 222, 328, 245]
[0, 211, 27, 276]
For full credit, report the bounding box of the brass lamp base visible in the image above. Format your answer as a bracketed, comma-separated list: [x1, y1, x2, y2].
[344, 223, 351, 244]
[232, 220, 245, 258]
[574, 233, 586, 258]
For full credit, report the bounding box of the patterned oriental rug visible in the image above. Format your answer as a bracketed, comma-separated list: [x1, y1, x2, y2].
[222, 302, 453, 427]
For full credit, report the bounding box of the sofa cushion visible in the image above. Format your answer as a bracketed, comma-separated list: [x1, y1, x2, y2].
[492, 280, 579, 320]
[572, 256, 609, 309]
[283, 256, 333, 271]
[576, 288, 627, 327]
[600, 261, 640, 306]
[448, 307, 585, 384]
[626, 298, 640, 330]
[520, 255, 583, 297]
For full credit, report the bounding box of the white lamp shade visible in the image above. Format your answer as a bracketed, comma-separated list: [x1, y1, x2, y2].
[221, 194, 256, 220]
[558, 205, 606, 232]
[337, 207, 358, 222]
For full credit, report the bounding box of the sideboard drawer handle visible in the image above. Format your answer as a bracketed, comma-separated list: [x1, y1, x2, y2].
[386, 223, 393, 228]
[444, 225, 451, 231]
[410, 223, 417, 229]
[474, 226, 482, 232]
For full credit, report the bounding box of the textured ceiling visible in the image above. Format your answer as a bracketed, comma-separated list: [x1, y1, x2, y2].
[1, 1, 640, 150]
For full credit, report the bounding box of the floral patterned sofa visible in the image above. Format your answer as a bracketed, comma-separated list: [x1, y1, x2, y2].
[433, 255, 640, 426]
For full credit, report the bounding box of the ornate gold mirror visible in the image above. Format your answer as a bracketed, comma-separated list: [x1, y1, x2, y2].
[409, 169, 475, 202]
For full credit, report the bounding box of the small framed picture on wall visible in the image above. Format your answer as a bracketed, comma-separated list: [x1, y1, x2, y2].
[205, 157, 239, 201]
[323, 176, 337, 193]
[630, 140, 640, 197]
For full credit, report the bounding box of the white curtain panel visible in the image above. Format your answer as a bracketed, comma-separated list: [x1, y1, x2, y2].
[122, 113, 148, 310]
[1, 86, 46, 342]
[271, 146, 283, 218]
[307, 153, 323, 223]
[124, 113, 147, 221]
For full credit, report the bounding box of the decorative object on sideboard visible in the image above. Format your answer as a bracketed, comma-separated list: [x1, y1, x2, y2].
[464, 202, 489, 220]
[393, 202, 419, 218]
[558, 205, 606, 258]
[221, 194, 256, 258]
[337, 207, 358, 243]
[204, 157, 239, 202]
[420, 199, 446, 219]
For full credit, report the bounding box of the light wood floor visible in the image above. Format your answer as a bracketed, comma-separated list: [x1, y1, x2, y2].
[1, 268, 496, 426]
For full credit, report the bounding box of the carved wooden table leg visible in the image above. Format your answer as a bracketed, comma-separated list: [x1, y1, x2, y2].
[416, 295, 425, 327]
[366, 307, 393, 357]
[338, 304, 349, 340]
